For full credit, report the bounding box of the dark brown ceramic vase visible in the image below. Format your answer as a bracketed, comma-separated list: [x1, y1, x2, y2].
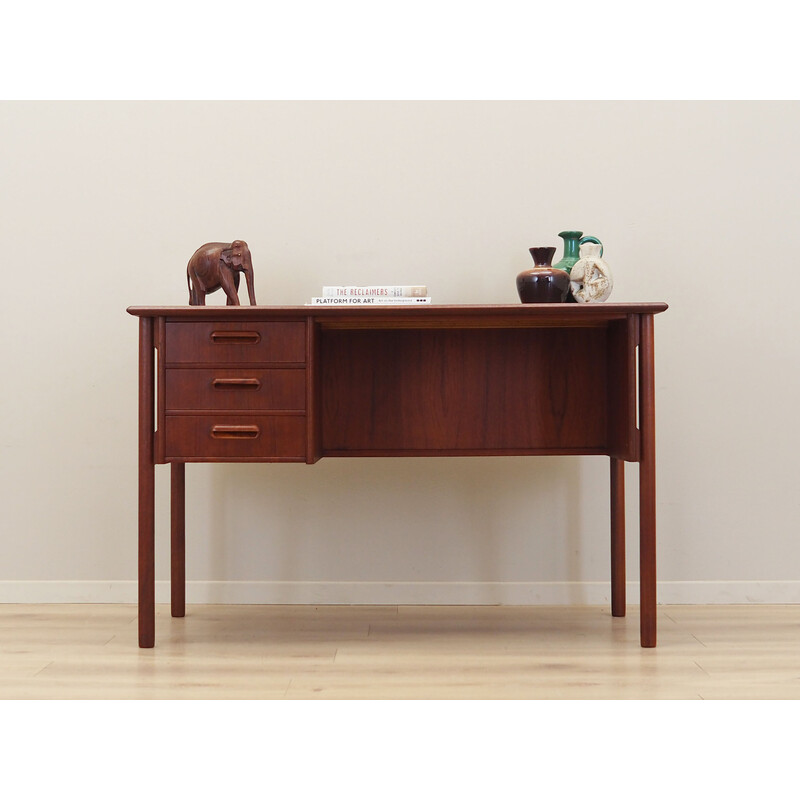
[516, 247, 571, 303]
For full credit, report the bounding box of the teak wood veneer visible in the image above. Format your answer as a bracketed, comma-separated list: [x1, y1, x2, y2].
[128, 303, 668, 648]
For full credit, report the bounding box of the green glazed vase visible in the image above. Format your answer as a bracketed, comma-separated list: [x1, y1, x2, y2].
[553, 231, 603, 275]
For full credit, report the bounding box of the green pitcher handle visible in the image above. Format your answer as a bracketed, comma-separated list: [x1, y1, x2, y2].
[579, 235, 603, 257]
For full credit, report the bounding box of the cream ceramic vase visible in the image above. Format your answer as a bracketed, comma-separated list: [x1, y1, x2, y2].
[569, 243, 613, 303]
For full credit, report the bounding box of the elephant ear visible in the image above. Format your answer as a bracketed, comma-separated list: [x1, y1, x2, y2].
[220, 247, 233, 266]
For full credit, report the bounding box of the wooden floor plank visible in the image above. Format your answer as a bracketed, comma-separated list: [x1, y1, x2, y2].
[1, 604, 799, 699]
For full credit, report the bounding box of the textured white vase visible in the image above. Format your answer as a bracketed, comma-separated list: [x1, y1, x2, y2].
[569, 243, 613, 303]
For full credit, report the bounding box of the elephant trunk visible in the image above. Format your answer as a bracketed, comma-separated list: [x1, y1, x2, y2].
[243, 251, 256, 305]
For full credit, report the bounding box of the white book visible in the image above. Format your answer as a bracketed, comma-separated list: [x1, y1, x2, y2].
[307, 296, 432, 305]
[321, 285, 428, 298]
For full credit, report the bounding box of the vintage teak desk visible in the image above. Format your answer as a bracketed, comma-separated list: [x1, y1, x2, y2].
[128, 303, 668, 648]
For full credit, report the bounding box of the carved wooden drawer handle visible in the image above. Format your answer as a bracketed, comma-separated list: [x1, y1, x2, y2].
[210, 331, 261, 344]
[210, 425, 260, 439]
[211, 378, 261, 390]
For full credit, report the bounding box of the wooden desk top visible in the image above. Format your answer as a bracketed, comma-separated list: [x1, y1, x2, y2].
[128, 303, 668, 328]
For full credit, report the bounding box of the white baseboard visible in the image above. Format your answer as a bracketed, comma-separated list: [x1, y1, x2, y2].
[1, 580, 799, 604]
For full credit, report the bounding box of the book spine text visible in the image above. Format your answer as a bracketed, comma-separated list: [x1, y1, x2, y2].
[321, 286, 427, 298]
[308, 297, 432, 305]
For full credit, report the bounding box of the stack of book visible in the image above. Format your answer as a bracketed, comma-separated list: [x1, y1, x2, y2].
[307, 286, 431, 305]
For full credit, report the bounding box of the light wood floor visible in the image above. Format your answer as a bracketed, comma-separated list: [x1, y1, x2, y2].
[1, 604, 799, 699]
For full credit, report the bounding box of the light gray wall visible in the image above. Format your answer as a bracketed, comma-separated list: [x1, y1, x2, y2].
[1, 101, 798, 603]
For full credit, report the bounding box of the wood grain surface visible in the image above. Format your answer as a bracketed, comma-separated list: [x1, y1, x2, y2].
[2, 604, 798, 699]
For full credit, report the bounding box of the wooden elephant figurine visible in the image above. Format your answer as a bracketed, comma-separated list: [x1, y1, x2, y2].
[187, 240, 256, 306]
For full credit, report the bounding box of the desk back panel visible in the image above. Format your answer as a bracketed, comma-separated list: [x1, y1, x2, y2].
[320, 327, 609, 456]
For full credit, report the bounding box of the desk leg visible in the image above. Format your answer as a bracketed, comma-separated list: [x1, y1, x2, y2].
[610, 457, 626, 617]
[639, 314, 657, 648]
[171, 463, 186, 617]
[138, 318, 155, 648]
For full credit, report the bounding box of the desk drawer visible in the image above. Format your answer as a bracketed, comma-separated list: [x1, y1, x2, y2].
[165, 321, 306, 364]
[165, 368, 305, 412]
[165, 415, 306, 461]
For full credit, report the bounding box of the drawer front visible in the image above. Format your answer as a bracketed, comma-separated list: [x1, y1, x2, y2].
[165, 415, 306, 461]
[165, 321, 306, 364]
[165, 368, 305, 412]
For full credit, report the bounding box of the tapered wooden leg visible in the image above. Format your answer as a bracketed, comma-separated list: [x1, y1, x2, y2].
[138, 318, 155, 648]
[610, 457, 626, 617]
[639, 314, 657, 647]
[171, 462, 186, 617]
